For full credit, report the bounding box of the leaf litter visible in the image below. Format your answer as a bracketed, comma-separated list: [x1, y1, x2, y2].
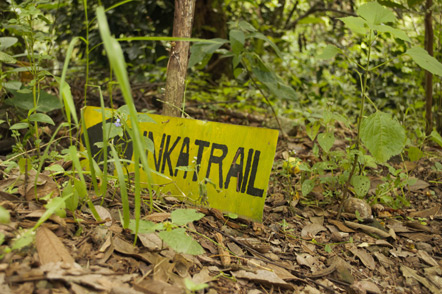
[0, 113, 441, 294]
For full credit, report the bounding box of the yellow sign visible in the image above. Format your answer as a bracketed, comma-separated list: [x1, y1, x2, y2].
[83, 106, 278, 221]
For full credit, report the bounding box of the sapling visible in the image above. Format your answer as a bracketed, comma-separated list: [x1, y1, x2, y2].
[319, 2, 442, 216]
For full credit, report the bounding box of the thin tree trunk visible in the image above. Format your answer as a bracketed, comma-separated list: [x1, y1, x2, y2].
[162, 0, 196, 117]
[425, 0, 433, 135]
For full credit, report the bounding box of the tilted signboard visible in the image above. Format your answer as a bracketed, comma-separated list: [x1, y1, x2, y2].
[83, 106, 278, 221]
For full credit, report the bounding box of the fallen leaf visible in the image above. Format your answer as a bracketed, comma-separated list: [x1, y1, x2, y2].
[349, 247, 376, 270]
[401, 265, 440, 294]
[232, 269, 293, 289]
[36, 226, 75, 265]
[409, 205, 441, 218]
[406, 178, 429, 192]
[138, 232, 162, 251]
[351, 280, 382, 294]
[94, 205, 112, 226]
[215, 232, 231, 267]
[344, 221, 391, 238]
[417, 250, 439, 267]
[296, 253, 322, 272]
[328, 219, 355, 233]
[143, 212, 171, 222]
[301, 223, 327, 239]
[134, 278, 184, 294]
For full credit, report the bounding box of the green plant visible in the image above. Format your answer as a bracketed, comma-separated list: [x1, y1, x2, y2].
[128, 208, 205, 255]
[316, 2, 442, 216]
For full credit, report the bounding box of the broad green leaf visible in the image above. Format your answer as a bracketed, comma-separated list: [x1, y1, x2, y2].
[0, 206, 10, 224]
[3, 80, 21, 90]
[10, 122, 29, 130]
[188, 39, 226, 68]
[184, 279, 209, 292]
[0, 37, 18, 50]
[351, 175, 370, 197]
[137, 113, 156, 123]
[5, 89, 62, 112]
[407, 147, 423, 161]
[46, 195, 66, 218]
[28, 113, 55, 125]
[317, 132, 335, 153]
[302, 179, 315, 196]
[229, 29, 245, 54]
[0, 51, 16, 63]
[340, 16, 368, 35]
[159, 228, 205, 255]
[171, 209, 204, 226]
[143, 136, 155, 153]
[406, 47, 442, 77]
[360, 111, 406, 162]
[12, 230, 35, 250]
[430, 130, 442, 148]
[62, 180, 79, 212]
[238, 20, 257, 32]
[306, 122, 320, 141]
[31, 196, 70, 230]
[105, 122, 123, 139]
[248, 32, 283, 59]
[357, 2, 396, 25]
[374, 25, 410, 42]
[318, 44, 340, 59]
[128, 219, 163, 234]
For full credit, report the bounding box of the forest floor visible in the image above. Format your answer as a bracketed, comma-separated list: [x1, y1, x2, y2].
[0, 86, 441, 294]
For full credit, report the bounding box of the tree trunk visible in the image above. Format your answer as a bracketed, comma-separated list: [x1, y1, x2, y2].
[424, 0, 433, 135]
[162, 0, 196, 117]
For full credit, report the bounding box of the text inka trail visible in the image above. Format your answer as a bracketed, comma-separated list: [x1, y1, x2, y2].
[83, 106, 278, 221]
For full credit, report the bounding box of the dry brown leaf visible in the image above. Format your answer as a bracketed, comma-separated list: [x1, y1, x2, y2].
[232, 269, 293, 289]
[417, 250, 439, 267]
[301, 223, 327, 239]
[173, 254, 192, 278]
[41, 262, 139, 292]
[138, 232, 162, 251]
[36, 226, 75, 265]
[22, 173, 60, 201]
[134, 278, 184, 294]
[215, 232, 231, 267]
[344, 221, 391, 238]
[406, 178, 430, 192]
[409, 205, 441, 218]
[94, 205, 112, 226]
[0, 273, 13, 294]
[328, 219, 355, 233]
[401, 265, 440, 294]
[236, 237, 270, 253]
[424, 267, 442, 288]
[143, 212, 171, 222]
[191, 267, 214, 284]
[296, 253, 322, 272]
[349, 247, 376, 270]
[351, 280, 382, 294]
[266, 263, 301, 281]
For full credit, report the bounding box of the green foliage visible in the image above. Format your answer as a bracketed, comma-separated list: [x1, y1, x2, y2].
[128, 208, 205, 255]
[171, 209, 205, 226]
[184, 278, 209, 293]
[159, 228, 205, 255]
[360, 112, 406, 163]
[406, 47, 442, 77]
[0, 206, 10, 224]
